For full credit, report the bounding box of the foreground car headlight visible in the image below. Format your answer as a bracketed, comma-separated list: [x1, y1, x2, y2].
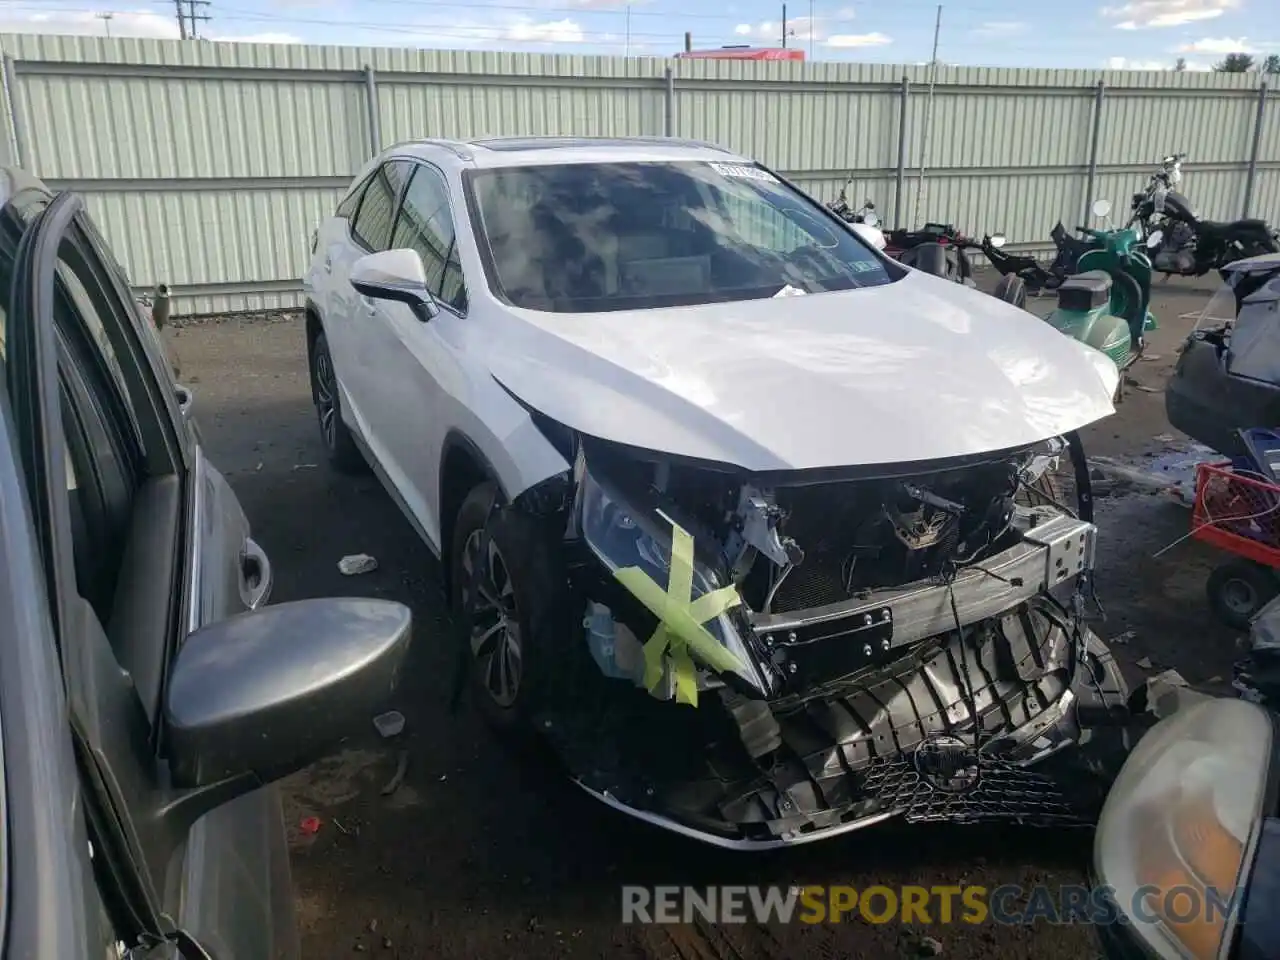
[572, 459, 768, 696]
[1095, 699, 1272, 959]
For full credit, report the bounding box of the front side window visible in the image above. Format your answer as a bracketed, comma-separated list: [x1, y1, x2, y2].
[464, 160, 893, 313]
[351, 160, 412, 252]
[391, 165, 453, 298]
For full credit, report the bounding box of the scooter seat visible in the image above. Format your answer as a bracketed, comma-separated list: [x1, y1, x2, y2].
[1057, 270, 1111, 312]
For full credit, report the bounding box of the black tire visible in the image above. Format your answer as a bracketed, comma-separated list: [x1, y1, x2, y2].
[310, 332, 366, 473]
[449, 482, 569, 734]
[904, 242, 954, 280]
[993, 274, 1028, 309]
[1206, 560, 1280, 631]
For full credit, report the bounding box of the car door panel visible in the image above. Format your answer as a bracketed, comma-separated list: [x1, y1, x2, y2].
[9, 191, 297, 959]
[325, 160, 412, 470]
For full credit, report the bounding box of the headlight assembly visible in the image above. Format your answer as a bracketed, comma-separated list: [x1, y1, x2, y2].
[1094, 698, 1273, 959]
[572, 457, 769, 698]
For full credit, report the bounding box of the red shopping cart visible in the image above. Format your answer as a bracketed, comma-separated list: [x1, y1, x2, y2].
[1191, 461, 1280, 628]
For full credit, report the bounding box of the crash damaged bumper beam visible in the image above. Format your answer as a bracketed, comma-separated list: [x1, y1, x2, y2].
[750, 512, 1095, 681]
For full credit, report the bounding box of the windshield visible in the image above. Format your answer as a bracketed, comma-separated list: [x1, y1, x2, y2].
[1194, 281, 1239, 333]
[464, 161, 894, 313]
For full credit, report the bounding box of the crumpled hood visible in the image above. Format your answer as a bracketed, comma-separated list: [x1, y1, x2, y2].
[485, 270, 1119, 471]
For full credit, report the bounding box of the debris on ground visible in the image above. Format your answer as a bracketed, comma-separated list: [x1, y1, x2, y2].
[1136, 656, 1154, 670]
[299, 816, 322, 836]
[338, 553, 379, 575]
[1149, 669, 1188, 687]
[916, 935, 944, 957]
[1133, 383, 1163, 393]
[1141, 354, 1162, 362]
[292, 463, 318, 470]
[373, 710, 405, 738]
[381, 749, 410, 796]
[1153, 433, 1175, 443]
[1207, 675, 1223, 683]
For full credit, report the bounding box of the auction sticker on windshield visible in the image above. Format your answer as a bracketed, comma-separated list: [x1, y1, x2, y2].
[708, 161, 779, 183]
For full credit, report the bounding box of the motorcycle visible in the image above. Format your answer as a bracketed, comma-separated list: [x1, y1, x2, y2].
[826, 178, 881, 228]
[986, 221, 1094, 295]
[1129, 152, 1280, 277]
[1043, 199, 1158, 398]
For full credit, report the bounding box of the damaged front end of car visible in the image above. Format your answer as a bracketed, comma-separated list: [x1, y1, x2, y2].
[506, 434, 1128, 849]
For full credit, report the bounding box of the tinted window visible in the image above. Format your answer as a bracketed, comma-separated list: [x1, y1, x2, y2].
[351, 160, 412, 251]
[465, 161, 892, 313]
[336, 172, 372, 218]
[53, 243, 145, 621]
[391, 165, 452, 297]
[441, 244, 467, 312]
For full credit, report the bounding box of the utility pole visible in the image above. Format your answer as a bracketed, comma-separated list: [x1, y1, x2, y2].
[912, 4, 942, 227]
[187, 0, 211, 39]
[96, 11, 114, 37]
[173, 0, 187, 39]
[808, 0, 814, 59]
[684, 31, 692, 52]
[624, 4, 631, 56]
[781, 3, 787, 47]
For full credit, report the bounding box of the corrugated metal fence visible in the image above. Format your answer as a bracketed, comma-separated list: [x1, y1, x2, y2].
[0, 33, 1275, 315]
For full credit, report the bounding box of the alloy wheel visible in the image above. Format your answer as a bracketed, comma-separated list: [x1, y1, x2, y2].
[314, 347, 337, 450]
[461, 529, 523, 708]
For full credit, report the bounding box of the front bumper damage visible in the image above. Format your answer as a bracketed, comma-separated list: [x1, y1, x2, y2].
[526, 447, 1131, 847]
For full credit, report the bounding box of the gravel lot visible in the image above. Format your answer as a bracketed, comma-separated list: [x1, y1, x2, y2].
[168, 276, 1240, 959]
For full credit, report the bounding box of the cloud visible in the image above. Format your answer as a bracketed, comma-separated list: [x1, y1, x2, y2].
[1105, 56, 1171, 69]
[1102, 0, 1240, 30]
[503, 18, 586, 43]
[1176, 36, 1257, 53]
[0, 8, 180, 39]
[733, 16, 823, 43]
[970, 21, 1028, 38]
[824, 31, 892, 47]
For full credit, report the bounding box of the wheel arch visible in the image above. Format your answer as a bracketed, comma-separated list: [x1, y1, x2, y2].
[438, 430, 510, 597]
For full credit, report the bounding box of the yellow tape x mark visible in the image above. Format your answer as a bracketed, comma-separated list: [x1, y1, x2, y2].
[613, 519, 746, 707]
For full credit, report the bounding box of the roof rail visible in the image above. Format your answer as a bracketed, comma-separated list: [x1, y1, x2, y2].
[391, 137, 475, 161]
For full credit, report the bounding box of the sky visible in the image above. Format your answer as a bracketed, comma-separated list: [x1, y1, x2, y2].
[0, 0, 1272, 70]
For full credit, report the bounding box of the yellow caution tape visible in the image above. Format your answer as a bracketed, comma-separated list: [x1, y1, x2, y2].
[613, 519, 746, 707]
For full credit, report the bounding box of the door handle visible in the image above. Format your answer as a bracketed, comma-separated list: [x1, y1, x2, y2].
[239, 537, 273, 610]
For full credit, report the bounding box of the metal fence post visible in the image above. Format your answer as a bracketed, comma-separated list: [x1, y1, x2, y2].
[1243, 81, 1268, 219]
[664, 65, 675, 137]
[1083, 80, 1105, 228]
[2, 55, 27, 170]
[894, 75, 909, 229]
[363, 64, 382, 157]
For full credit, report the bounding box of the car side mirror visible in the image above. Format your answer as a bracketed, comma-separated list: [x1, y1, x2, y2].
[350, 249, 440, 321]
[988, 234, 1007, 248]
[163, 598, 410, 795]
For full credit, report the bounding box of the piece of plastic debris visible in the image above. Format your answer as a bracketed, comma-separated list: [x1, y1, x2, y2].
[439, 773, 449, 782]
[373, 710, 405, 738]
[1136, 656, 1154, 669]
[299, 816, 322, 836]
[255, 462, 264, 472]
[1141, 354, 1162, 362]
[1134, 383, 1162, 393]
[1113, 630, 1136, 644]
[368, 920, 378, 934]
[381, 750, 409, 796]
[339, 553, 378, 576]
[1150, 669, 1188, 687]
[1207, 675, 1223, 683]
[1153, 433, 1175, 443]
[292, 463, 318, 470]
[772, 284, 808, 298]
[917, 936, 944, 957]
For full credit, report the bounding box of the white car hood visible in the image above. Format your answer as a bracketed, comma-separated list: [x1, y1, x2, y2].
[486, 270, 1119, 472]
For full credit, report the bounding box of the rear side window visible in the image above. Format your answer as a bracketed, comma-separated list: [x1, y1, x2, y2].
[351, 160, 413, 252]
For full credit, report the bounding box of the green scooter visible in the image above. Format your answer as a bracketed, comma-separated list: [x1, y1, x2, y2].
[1043, 199, 1158, 401]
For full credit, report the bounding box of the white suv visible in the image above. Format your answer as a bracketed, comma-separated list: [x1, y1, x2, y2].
[304, 136, 1129, 848]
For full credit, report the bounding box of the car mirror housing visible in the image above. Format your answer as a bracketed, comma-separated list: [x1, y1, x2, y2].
[350, 248, 440, 320]
[164, 598, 411, 791]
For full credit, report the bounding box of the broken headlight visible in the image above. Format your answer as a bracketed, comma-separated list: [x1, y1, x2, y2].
[572, 457, 769, 697]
